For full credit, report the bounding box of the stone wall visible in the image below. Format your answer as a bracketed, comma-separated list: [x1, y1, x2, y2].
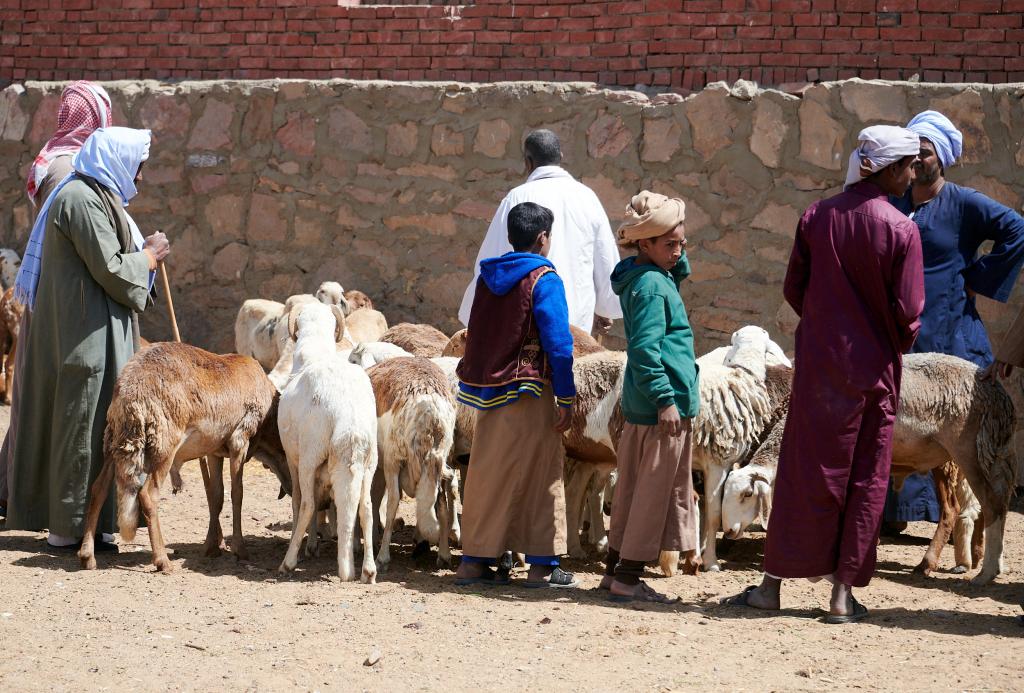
[2, 77, 1024, 357]
[5, 1, 1024, 91]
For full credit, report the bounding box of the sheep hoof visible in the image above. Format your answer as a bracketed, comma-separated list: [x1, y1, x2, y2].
[203, 542, 223, 558]
[375, 555, 390, 573]
[154, 556, 173, 573]
[411, 540, 430, 559]
[361, 566, 377, 584]
[79, 553, 97, 571]
[951, 565, 968, 575]
[703, 562, 721, 573]
[305, 540, 320, 559]
[594, 538, 609, 555]
[278, 561, 295, 575]
[970, 572, 996, 586]
[436, 554, 452, 569]
[912, 561, 933, 576]
[232, 545, 250, 562]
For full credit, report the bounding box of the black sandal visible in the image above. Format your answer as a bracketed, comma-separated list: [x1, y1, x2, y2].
[454, 566, 511, 587]
[823, 596, 869, 624]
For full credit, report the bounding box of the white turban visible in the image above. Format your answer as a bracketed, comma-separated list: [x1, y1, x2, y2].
[843, 125, 920, 190]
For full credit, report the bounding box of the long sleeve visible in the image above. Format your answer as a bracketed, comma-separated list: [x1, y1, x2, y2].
[891, 221, 926, 353]
[591, 206, 623, 320]
[961, 191, 1024, 303]
[458, 195, 514, 327]
[625, 292, 675, 409]
[59, 192, 151, 313]
[532, 271, 576, 406]
[783, 217, 811, 317]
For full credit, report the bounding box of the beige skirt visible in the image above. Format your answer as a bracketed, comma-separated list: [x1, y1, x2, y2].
[460, 389, 567, 558]
[609, 419, 697, 563]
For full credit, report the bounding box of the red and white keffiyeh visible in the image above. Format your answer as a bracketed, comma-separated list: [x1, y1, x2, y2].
[25, 81, 112, 203]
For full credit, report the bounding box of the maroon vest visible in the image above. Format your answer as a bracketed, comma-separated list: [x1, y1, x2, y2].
[457, 266, 553, 387]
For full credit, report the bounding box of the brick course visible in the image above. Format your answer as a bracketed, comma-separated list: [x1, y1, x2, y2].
[2, 0, 1023, 89]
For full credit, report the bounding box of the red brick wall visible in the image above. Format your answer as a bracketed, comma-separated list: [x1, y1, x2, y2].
[3, 1, 1023, 90]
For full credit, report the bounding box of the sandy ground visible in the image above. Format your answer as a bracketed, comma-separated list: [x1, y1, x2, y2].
[0, 404, 1022, 692]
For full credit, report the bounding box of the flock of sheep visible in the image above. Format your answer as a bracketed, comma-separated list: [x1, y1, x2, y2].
[0, 248, 1012, 588]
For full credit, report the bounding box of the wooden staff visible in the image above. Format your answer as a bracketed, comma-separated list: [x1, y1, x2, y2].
[158, 261, 181, 344]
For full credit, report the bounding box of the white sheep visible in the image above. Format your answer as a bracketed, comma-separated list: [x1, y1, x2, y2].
[234, 298, 287, 371]
[315, 281, 345, 308]
[0, 248, 21, 290]
[277, 301, 378, 582]
[78, 343, 288, 572]
[347, 341, 413, 369]
[367, 356, 457, 570]
[719, 352, 1015, 585]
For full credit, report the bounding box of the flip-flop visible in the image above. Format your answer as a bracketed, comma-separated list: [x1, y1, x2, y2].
[720, 585, 758, 606]
[823, 597, 869, 624]
[454, 567, 511, 587]
[609, 581, 679, 604]
[523, 566, 579, 589]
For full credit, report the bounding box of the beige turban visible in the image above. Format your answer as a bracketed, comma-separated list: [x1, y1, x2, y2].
[616, 191, 686, 246]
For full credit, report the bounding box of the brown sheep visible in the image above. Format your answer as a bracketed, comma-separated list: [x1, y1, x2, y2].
[344, 289, 374, 312]
[0, 287, 25, 404]
[346, 308, 389, 344]
[78, 343, 287, 572]
[380, 322, 450, 358]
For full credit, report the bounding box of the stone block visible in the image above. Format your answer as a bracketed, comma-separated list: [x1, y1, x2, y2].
[204, 193, 245, 243]
[454, 198, 497, 221]
[242, 93, 275, 147]
[798, 99, 845, 170]
[188, 98, 234, 150]
[327, 104, 372, 154]
[839, 80, 909, 123]
[587, 112, 633, 159]
[387, 121, 418, 158]
[383, 213, 457, 237]
[138, 93, 191, 139]
[689, 261, 736, 282]
[190, 173, 226, 194]
[641, 117, 681, 163]
[336, 203, 372, 229]
[685, 87, 739, 160]
[750, 97, 786, 169]
[247, 193, 286, 245]
[431, 124, 464, 157]
[0, 85, 30, 141]
[474, 119, 511, 158]
[276, 111, 316, 159]
[930, 89, 990, 165]
[28, 93, 61, 146]
[211, 242, 250, 281]
[751, 203, 801, 237]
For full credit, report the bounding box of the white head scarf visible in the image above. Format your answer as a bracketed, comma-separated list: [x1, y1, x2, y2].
[843, 125, 920, 190]
[72, 126, 151, 206]
[14, 127, 153, 308]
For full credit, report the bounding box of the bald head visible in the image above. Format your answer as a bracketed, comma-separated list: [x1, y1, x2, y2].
[524, 129, 562, 171]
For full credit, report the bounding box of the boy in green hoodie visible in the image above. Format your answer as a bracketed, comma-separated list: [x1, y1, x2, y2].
[603, 191, 701, 603]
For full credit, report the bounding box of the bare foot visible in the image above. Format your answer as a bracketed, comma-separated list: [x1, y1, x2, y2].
[609, 580, 678, 603]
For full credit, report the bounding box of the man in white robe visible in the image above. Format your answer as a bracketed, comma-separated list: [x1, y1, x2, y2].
[457, 130, 622, 334]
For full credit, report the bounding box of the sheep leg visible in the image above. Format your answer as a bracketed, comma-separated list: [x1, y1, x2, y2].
[77, 455, 117, 570]
[305, 503, 321, 559]
[914, 464, 956, 576]
[331, 463, 361, 582]
[447, 472, 462, 546]
[201, 456, 225, 558]
[563, 459, 592, 559]
[357, 459, 378, 584]
[587, 471, 609, 554]
[952, 512, 973, 574]
[970, 510, 985, 569]
[138, 477, 172, 573]
[972, 512, 1005, 585]
[2, 337, 15, 405]
[227, 451, 249, 561]
[279, 465, 317, 574]
[700, 464, 727, 571]
[436, 476, 453, 569]
[370, 466, 386, 548]
[375, 470, 401, 571]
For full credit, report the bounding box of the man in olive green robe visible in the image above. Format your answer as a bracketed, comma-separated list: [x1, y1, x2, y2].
[6, 127, 170, 546]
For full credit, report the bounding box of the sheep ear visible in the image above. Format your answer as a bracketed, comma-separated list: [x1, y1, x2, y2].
[330, 304, 346, 343]
[339, 292, 352, 316]
[288, 304, 302, 341]
[756, 480, 772, 530]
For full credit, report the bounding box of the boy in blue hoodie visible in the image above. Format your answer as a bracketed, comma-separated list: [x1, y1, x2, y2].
[454, 202, 578, 588]
[603, 191, 700, 603]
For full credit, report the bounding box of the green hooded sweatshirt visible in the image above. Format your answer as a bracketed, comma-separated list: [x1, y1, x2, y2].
[610, 253, 700, 424]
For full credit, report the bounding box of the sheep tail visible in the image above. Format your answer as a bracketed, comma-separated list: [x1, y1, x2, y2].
[975, 382, 1016, 512]
[110, 402, 150, 542]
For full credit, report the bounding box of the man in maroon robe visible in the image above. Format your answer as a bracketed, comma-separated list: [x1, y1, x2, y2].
[724, 125, 925, 623]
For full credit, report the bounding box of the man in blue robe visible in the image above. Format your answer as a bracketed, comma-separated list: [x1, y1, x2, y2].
[885, 110, 1024, 527]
